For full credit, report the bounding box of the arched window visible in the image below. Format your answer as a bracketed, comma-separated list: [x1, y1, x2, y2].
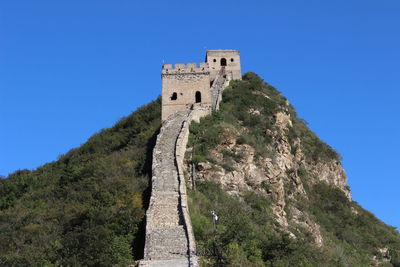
[195, 91, 201, 103]
[213, 59, 217, 62]
[171, 92, 177, 100]
[231, 58, 234, 62]
[220, 58, 227, 66]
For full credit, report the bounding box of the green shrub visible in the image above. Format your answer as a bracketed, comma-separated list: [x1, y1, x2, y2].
[192, 155, 206, 165]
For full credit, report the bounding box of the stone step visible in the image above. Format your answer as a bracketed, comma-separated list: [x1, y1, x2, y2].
[147, 199, 182, 227]
[152, 192, 179, 201]
[154, 181, 180, 193]
[145, 226, 188, 260]
[148, 213, 180, 227]
[139, 258, 189, 267]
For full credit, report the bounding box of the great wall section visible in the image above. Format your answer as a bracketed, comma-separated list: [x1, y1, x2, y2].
[139, 110, 196, 267]
[140, 50, 240, 266]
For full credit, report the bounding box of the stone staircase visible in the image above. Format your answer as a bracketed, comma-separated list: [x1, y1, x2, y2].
[140, 111, 198, 267]
[211, 66, 230, 111]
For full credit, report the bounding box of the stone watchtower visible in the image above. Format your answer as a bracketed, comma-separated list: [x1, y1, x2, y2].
[161, 49, 241, 121]
[206, 49, 242, 81]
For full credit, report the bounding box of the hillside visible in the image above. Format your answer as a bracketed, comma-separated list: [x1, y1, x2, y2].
[0, 100, 161, 266]
[1, 72, 399, 266]
[186, 73, 400, 266]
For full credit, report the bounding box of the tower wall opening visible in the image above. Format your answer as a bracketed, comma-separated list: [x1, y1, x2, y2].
[195, 91, 201, 103]
[220, 58, 227, 66]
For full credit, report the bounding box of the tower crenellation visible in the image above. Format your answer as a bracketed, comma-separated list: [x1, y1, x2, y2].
[162, 62, 209, 74]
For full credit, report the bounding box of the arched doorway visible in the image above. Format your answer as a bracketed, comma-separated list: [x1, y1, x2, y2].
[220, 58, 227, 66]
[195, 91, 201, 103]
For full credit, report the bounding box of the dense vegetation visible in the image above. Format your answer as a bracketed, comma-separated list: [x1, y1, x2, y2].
[188, 73, 400, 266]
[189, 181, 321, 266]
[0, 99, 161, 266]
[189, 180, 400, 266]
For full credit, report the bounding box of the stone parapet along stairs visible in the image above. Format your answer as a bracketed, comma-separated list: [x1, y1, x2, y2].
[211, 66, 229, 111]
[140, 110, 198, 267]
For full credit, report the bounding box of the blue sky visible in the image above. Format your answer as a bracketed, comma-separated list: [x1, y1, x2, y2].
[1, 1, 399, 229]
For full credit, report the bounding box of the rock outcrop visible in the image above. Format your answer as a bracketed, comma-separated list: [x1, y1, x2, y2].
[187, 106, 351, 247]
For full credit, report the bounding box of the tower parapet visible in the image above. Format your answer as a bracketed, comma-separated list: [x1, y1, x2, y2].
[162, 62, 209, 75]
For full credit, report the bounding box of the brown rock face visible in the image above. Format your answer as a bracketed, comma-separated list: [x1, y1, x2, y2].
[186, 109, 351, 246]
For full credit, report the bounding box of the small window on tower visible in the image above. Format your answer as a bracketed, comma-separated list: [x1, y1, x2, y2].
[231, 58, 234, 62]
[171, 92, 177, 100]
[213, 59, 217, 62]
[195, 91, 202, 103]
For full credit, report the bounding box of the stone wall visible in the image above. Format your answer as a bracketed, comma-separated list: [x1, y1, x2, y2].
[211, 67, 233, 111]
[162, 62, 208, 75]
[140, 110, 199, 267]
[174, 109, 203, 266]
[161, 63, 211, 121]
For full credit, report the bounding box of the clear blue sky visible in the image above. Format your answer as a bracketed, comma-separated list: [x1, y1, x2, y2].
[1, 1, 399, 229]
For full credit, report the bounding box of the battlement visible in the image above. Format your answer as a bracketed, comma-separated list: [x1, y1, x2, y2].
[162, 62, 209, 74]
[206, 49, 240, 55]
